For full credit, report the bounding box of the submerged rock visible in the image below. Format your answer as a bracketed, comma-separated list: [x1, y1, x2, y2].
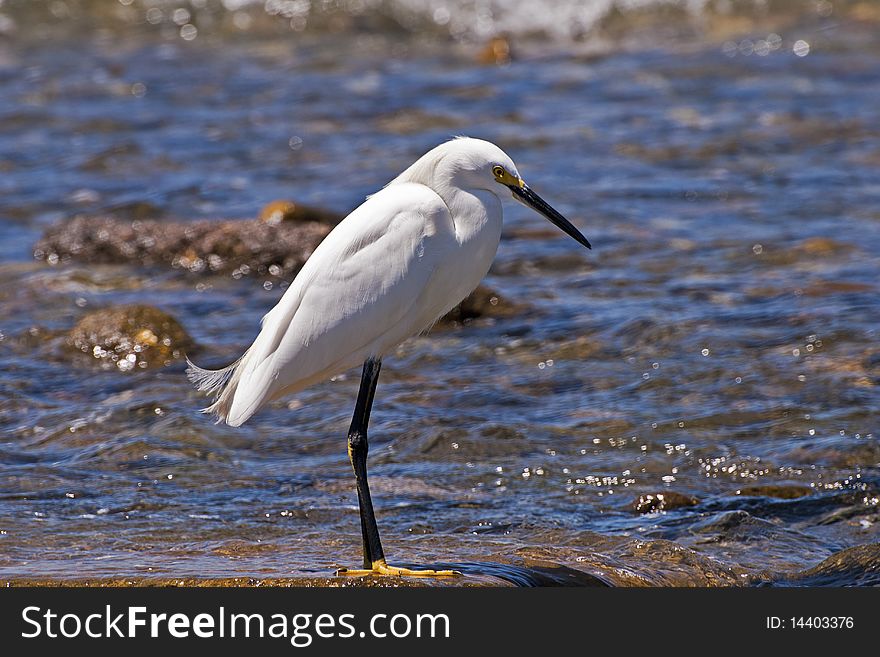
[736, 484, 813, 499]
[439, 284, 520, 325]
[258, 199, 343, 226]
[759, 237, 857, 267]
[551, 539, 744, 587]
[775, 543, 880, 587]
[477, 35, 513, 66]
[35, 214, 332, 278]
[67, 304, 194, 370]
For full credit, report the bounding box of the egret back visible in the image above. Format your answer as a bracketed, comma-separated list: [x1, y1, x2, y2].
[190, 183, 460, 426]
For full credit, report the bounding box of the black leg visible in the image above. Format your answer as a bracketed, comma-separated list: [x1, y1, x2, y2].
[338, 358, 458, 577]
[347, 357, 385, 569]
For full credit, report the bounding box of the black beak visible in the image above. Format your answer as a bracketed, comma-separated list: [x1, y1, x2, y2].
[508, 183, 591, 250]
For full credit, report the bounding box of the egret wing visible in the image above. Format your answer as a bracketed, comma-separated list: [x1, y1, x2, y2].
[219, 183, 455, 426]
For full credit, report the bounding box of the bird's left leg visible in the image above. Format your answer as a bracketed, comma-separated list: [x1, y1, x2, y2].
[336, 358, 457, 578]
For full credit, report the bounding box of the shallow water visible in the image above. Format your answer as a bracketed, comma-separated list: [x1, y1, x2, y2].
[1, 1, 879, 586]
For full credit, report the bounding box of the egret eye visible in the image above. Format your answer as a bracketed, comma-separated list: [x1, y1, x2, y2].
[492, 165, 505, 178]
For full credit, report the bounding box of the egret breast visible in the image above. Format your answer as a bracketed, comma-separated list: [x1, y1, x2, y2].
[407, 188, 504, 334]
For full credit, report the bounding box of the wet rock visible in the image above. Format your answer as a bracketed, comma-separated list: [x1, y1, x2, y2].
[631, 491, 699, 514]
[541, 335, 604, 362]
[458, 557, 610, 586]
[438, 284, 520, 325]
[708, 487, 876, 527]
[776, 543, 880, 587]
[850, 2, 880, 22]
[736, 485, 813, 500]
[7, 324, 61, 351]
[815, 500, 879, 526]
[793, 349, 877, 389]
[749, 237, 857, 269]
[796, 237, 854, 257]
[67, 304, 194, 370]
[676, 509, 835, 574]
[690, 510, 763, 536]
[259, 199, 343, 226]
[34, 214, 332, 278]
[566, 539, 744, 587]
[477, 35, 513, 66]
[827, 436, 880, 468]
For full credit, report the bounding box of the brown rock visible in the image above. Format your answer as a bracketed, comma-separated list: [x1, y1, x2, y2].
[736, 485, 813, 499]
[35, 215, 332, 278]
[850, 2, 880, 22]
[477, 36, 513, 66]
[258, 199, 342, 226]
[438, 284, 520, 325]
[801, 280, 874, 297]
[796, 237, 852, 257]
[783, 543, 880, 587]
[67, 304, 194, 370]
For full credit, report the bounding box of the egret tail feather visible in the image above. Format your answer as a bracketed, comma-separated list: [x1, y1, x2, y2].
[185, 353, 248, 425]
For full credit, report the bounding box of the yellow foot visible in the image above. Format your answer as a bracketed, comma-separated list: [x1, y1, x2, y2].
[336, 559, 459, 577]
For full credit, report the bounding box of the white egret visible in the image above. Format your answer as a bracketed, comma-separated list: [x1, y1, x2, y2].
[187, 137, 590, 577]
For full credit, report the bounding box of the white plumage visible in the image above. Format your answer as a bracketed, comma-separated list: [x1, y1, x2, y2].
[188, 137, 516, 426]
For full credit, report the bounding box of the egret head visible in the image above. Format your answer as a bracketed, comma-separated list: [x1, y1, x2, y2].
[486, 149, 592, 251]
[395, 137, 591, 250]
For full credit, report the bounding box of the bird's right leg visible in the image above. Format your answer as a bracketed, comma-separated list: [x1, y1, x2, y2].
[336, 358, 457, 578]
[346, 357, 385, 570]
